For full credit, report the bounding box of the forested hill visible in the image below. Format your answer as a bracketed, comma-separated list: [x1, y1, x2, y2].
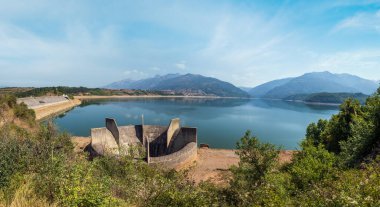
[105, 73, 249, 97]
[284, 92, 369, 104]
[249, 71, 378, 99]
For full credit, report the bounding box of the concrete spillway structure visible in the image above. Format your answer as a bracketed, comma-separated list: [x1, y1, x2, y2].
[90, 118, 197, 168]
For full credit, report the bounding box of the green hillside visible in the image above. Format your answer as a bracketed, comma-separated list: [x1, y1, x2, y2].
[285, 92, 369, 104]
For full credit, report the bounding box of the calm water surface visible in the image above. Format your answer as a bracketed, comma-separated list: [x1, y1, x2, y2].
[53, 98, 338, 149]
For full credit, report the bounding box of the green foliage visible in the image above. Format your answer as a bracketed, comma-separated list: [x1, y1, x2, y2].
[305, 92, 380, 167]
[58, 160, 115, 207]
[305, 119, 328, 146]
[14, 86, 163, 98]
[13, 102, 36, 122]
[0, 94, 17, 108]
[0, 94, 36, 126]
[285, 92, 369, 104]
[228, 130, 282, 206]
[293, 158, 380, 206]
[289, 142, 336, 190]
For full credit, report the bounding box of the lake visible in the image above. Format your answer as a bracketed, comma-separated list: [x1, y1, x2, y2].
[53, 98, 339, 149]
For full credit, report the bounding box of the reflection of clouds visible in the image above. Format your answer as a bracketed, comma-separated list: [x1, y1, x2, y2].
[124, 113, 141, 120]
[153, 118, 162, 123]
[249, 99, 338, 113]
[275, 122, 304, 132]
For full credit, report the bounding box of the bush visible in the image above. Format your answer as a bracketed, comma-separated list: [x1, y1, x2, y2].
[58, 159, 116, 207]
[13, 102, 35, 123]
[289, 141, 336, 190]
[228, 130, 281, 206]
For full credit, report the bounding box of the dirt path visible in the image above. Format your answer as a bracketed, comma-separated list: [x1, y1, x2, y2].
[34, 99, 81, 120]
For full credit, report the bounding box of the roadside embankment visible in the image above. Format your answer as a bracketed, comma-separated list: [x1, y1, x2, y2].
[33, 99, 81, 120]
[17, 96, 82, 120]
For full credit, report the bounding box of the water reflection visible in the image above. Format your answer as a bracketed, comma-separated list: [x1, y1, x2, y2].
[53, 98, 339, 149]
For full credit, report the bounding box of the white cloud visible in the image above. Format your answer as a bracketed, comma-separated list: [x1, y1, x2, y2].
[0, 22, 127, 87]
[175, 61, 186, 70]
[123, 69, 146, 80]
[333, 10, 380, 33]
[309, 49, 380, 79]
[151, 66, 160, 71]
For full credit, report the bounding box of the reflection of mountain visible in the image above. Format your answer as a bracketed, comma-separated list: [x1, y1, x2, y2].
[79, 98, 250, 121]
[77, 98, 337, 123]
[81, 97, 250, 108]
[249, 99, 338, 113]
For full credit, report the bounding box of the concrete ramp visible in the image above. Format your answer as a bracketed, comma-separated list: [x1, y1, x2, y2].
[106, 118, 119, 145]
[167, 118, 180, 147]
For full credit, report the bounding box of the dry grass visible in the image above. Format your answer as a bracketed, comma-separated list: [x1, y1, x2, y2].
[0, 181, 56, 207]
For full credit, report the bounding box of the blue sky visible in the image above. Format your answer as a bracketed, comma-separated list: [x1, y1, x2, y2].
[0, 0, 380, 87]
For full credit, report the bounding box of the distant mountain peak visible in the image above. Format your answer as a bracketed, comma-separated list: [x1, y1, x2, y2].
[249, 71, 378, 99]
[104, 73, 249, 97]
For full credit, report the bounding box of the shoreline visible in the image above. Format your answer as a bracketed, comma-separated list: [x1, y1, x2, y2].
[77, 95, 341, 106]
[250, 97, 342, 106]
[34, 99, 81, 121]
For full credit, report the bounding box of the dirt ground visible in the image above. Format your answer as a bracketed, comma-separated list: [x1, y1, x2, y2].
[186, 148, 295, 185]
[71, 136, 91, 153]
[34, 99, 81, 120]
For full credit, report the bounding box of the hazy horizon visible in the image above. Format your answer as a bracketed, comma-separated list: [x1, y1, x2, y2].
[1, 0, 380, 87]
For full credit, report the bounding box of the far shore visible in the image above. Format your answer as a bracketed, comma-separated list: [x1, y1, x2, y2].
[74, 95, 249, 100]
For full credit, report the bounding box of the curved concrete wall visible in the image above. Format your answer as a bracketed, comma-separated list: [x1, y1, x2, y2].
[149, 142, 197, 169]
[168, 127, 197, 154]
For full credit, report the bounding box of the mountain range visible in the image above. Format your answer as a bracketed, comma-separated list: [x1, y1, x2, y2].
[105, 71, 378, 100]
[249, 71, 378, 99]
[105, 73, 249, 97]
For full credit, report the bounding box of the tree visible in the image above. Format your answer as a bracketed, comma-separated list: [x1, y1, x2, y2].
[305, 119, 328, 146]
[228, 130, 281, 206]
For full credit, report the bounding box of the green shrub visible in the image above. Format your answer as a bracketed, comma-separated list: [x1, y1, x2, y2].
[289, 142, 336, 190]
[13, 102, 35, 123]
[58, 159, 116, 207]
[228, 130, 281, 206]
